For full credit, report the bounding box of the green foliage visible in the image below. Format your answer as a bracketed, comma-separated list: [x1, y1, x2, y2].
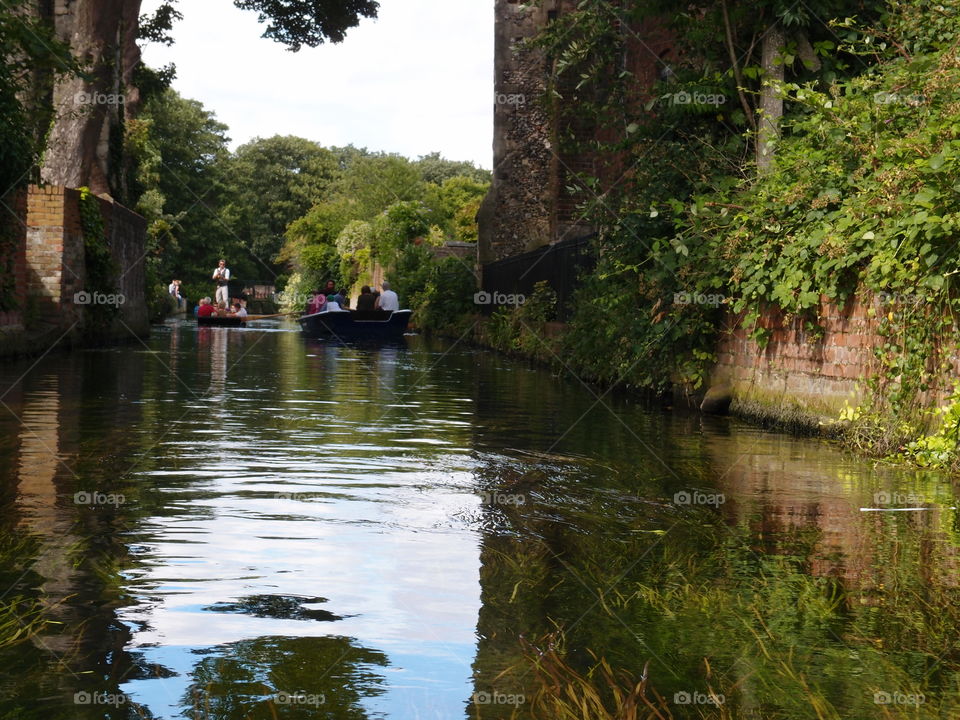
[413, 257, 478, 335]
[0, 0, 77, 191]
[233, 0, 379, 50]
[128, 87, 232, 300]
[415, 151, 491, 185]
[221, 135, 340, 270]
[78, 188, 121, 338]
[483, 282, 560, 362]
[297, 243, 342, 292]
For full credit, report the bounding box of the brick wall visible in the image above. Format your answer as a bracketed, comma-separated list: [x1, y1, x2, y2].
[25, 185, 85, 327]
[96, 194, 148, 335]
[1, 185, 147, 355]
[711, 294, 889, 420]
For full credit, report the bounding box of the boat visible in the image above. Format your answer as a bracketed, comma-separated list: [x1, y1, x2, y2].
[299, 308, 412, 340]
[196, 313, 286, 327]
[197, 315, 245, 327]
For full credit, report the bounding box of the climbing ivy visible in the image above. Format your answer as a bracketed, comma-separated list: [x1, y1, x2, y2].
[78, 188, 121, 337]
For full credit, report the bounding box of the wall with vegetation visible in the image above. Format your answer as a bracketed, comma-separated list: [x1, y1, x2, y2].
[0, 186, 148, 357]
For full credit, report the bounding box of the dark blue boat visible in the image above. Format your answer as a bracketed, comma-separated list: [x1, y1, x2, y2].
[298, 309, 412, 340]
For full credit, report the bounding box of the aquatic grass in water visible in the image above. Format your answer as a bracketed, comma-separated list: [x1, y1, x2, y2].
[500, 521, 960, 720]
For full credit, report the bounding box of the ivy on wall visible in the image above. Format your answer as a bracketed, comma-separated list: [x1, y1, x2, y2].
[78, 187, 120, 337]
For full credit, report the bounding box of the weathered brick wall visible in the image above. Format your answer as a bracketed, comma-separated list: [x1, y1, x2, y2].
[2, 185, 147, 355]
[25, 185, 85, 328]
[97, 194, 148, 335]
[712, 294, 891, 420]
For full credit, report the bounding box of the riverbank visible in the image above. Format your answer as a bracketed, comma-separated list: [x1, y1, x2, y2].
[423, 295, 956, 471]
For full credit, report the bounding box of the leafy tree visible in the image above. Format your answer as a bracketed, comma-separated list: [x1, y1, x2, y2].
[338, 153, 425, 218]
[127, 88, 233, 295]
[220, 135, 340, 273]
[423, 175, 489, 241]
[234, 0, 379, 51]
[415, 152, 491, 185]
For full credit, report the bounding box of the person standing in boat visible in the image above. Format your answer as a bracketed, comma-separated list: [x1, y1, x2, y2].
[212, 260, 230, 307]
[378, 281, 399, 313]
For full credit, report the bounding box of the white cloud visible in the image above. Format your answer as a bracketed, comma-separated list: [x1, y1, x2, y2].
[140, 0, 493, 168]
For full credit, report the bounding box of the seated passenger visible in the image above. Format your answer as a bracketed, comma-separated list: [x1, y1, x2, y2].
[230, 302, 248, 318]
[306, 290, 326, 315]
[197, 297, 216, 317]
[356, 285, 376, 311]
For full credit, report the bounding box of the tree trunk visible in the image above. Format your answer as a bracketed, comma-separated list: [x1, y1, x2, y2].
[39, 0, 142, 199]
[756, 23, 784, 173]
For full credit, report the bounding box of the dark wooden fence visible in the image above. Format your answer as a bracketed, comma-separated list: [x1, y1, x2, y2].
[480, 234, 596, 321]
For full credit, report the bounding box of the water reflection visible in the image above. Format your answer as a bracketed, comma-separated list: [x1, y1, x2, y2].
[0, 321, 958, 719]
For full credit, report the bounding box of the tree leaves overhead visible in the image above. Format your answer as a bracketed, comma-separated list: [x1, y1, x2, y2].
[233, 0, 379, 51]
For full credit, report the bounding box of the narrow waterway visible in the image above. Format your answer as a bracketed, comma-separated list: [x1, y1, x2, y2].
[0, 319, 957, 719]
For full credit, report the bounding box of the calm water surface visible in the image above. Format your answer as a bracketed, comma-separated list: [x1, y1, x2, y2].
[0, 319, 958, 719]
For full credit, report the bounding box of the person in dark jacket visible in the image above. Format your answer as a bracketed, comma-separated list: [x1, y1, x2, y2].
[356, 285, 376, 311]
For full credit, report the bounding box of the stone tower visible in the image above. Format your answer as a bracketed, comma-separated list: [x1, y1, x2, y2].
[479, 0, 675, 265]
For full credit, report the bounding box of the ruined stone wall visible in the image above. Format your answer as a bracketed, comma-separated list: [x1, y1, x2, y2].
[479, 0, 560, 264]
[481, 1, 677, 263]
[97, 194, 148, 335]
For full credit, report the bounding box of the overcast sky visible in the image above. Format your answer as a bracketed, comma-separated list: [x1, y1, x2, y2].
[140, 0, 494, 168]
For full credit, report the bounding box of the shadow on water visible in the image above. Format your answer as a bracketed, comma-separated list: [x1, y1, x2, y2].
[0, 322, 958, 718]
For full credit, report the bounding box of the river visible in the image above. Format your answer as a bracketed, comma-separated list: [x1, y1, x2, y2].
[0, 319, 957, 719]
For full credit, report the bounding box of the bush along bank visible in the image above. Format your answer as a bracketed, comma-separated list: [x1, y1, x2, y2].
[417, 1, 960, 471]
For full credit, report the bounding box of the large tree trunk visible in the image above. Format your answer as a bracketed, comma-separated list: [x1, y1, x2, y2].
[756, 23, 784, 173]
[40, 0, 142, 200]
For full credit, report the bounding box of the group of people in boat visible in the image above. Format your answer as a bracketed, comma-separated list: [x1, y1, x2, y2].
[305, 281, 399, 314]
[196, 297, 247, 318]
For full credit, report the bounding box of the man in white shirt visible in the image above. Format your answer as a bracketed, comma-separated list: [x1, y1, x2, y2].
[378, 281, 399, 312]
[212, 260, 230, 306]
